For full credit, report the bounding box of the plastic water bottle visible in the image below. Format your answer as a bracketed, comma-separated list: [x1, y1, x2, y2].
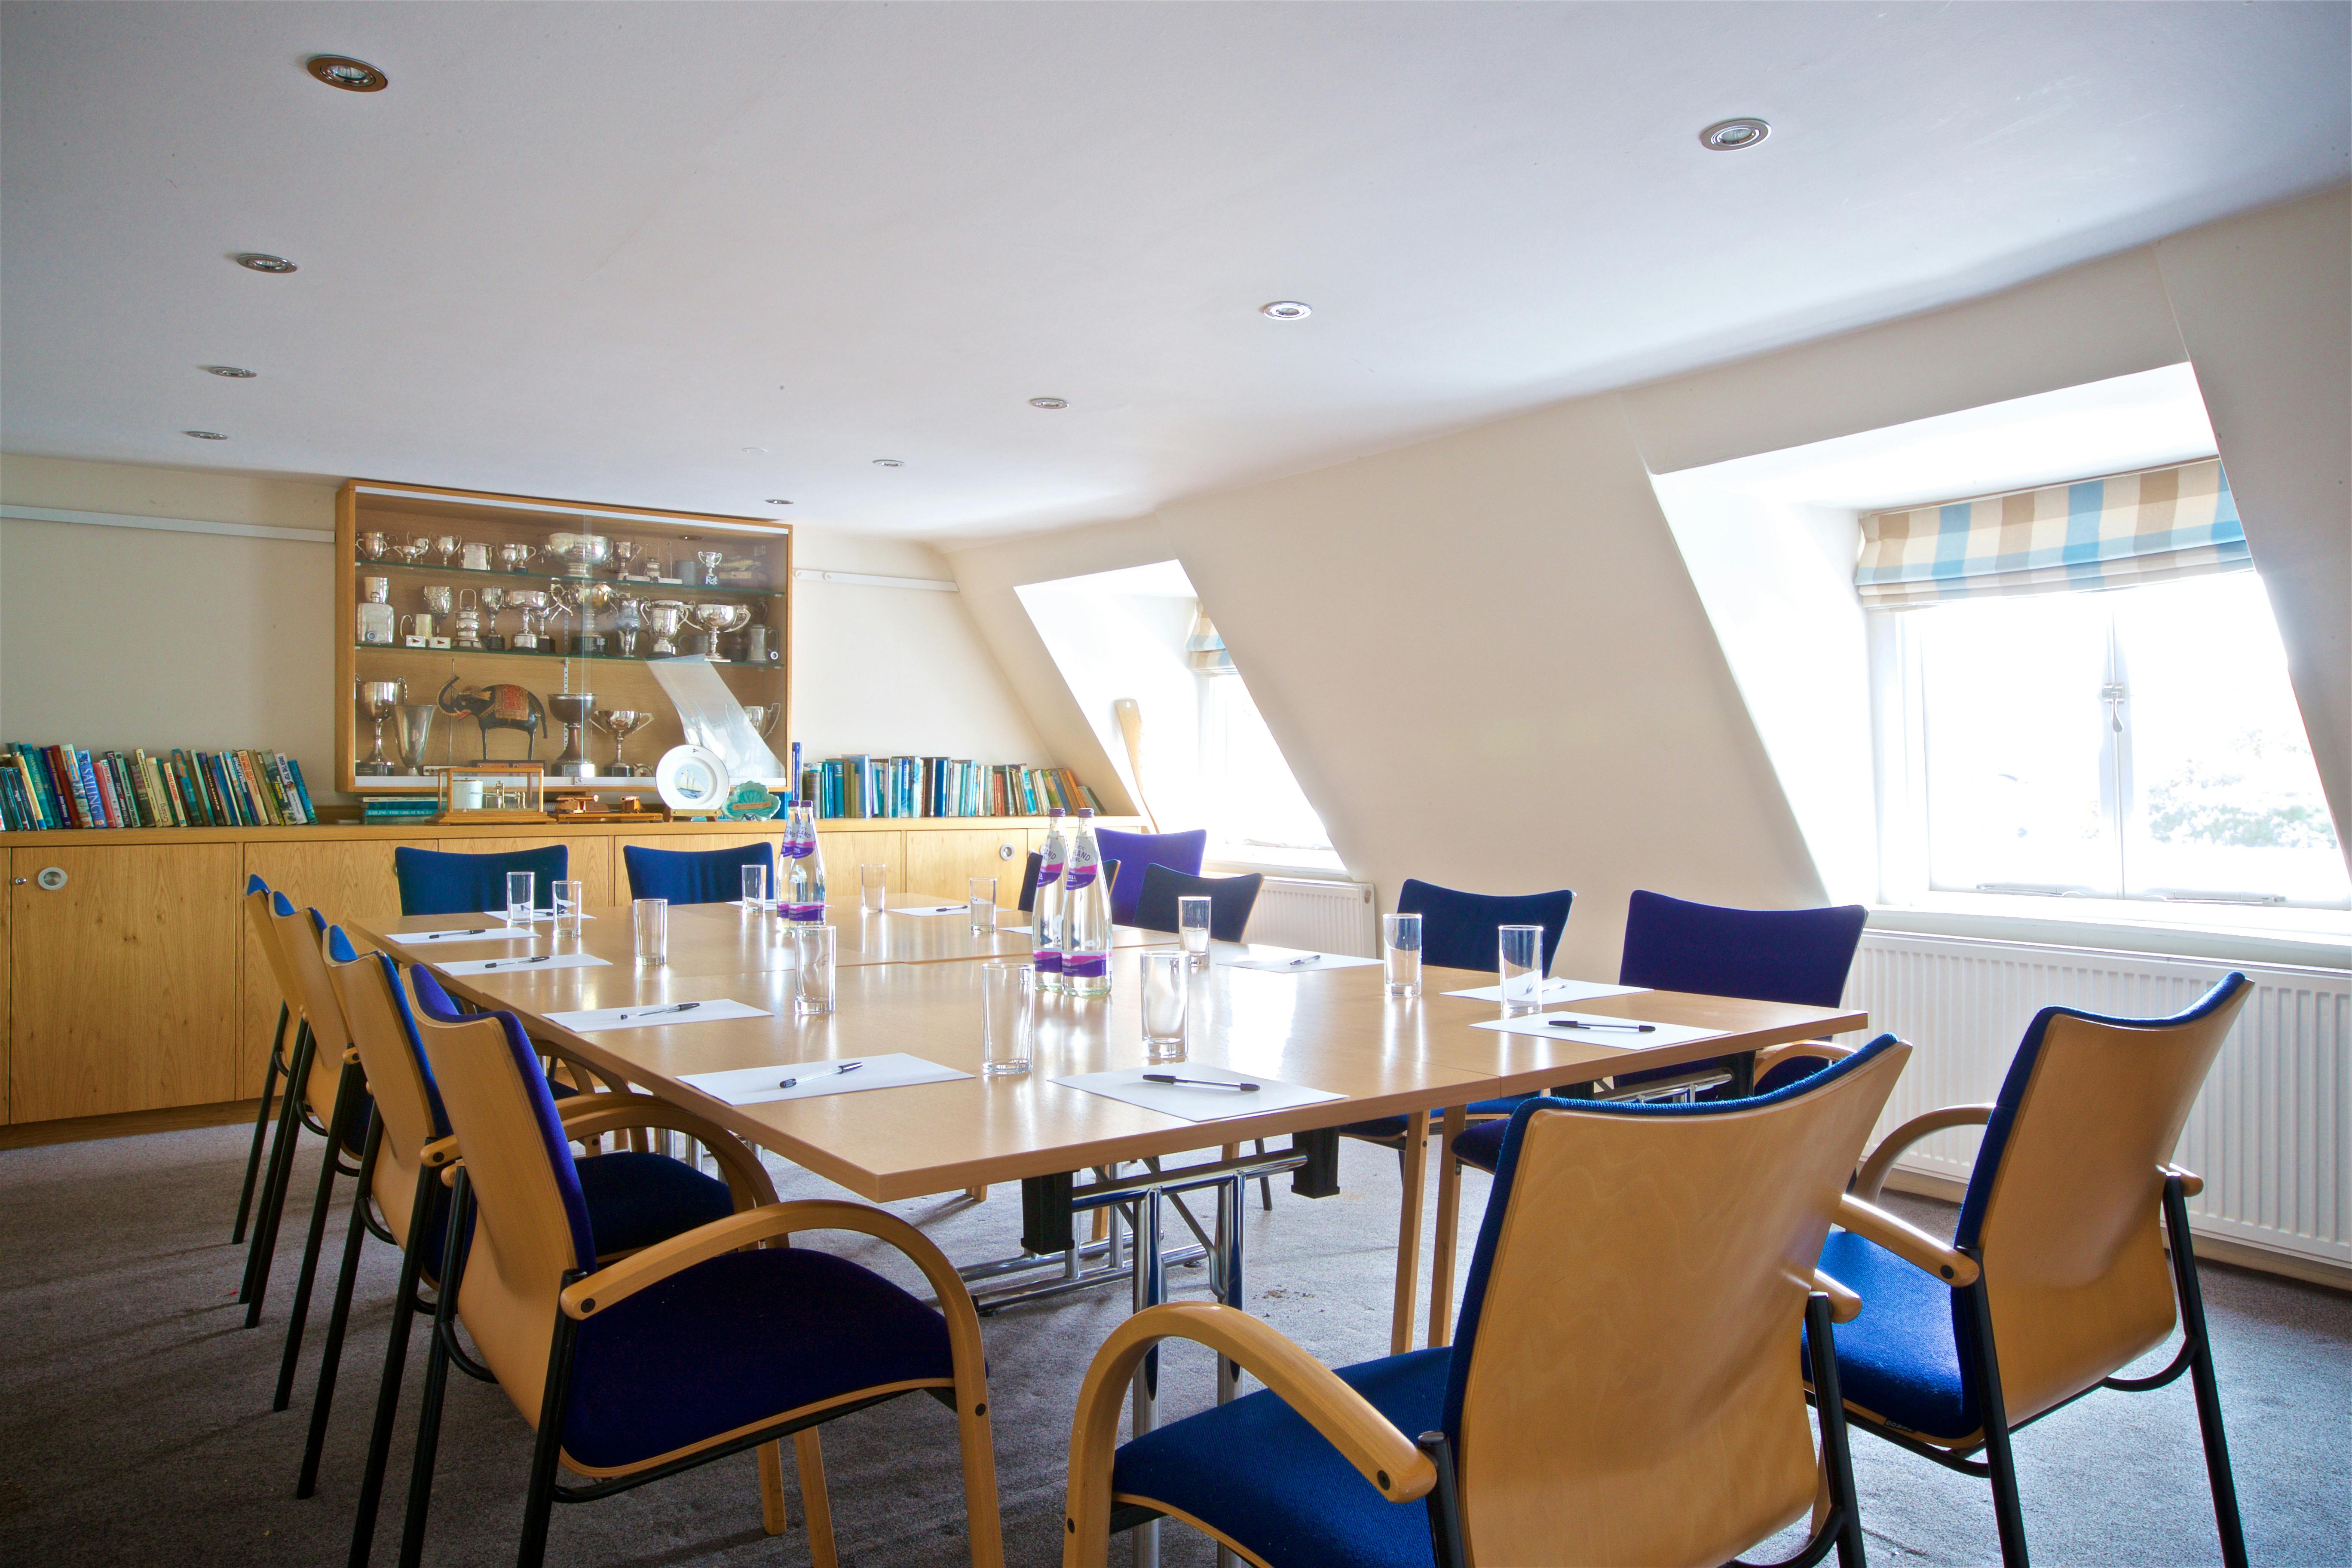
[781, 802, 827, 923]
[1061, 808, 1112, 997]
[1032, 807, 1068, 994]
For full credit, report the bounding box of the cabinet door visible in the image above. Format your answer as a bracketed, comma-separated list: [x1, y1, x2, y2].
[818, 831, 903, 898]
[9, 844, 244, 1122]
[433, 837, 616, 910]
[242, 839, 428, 1096]
[904, 828, 1028, 907]
[612, 832, 784, 902]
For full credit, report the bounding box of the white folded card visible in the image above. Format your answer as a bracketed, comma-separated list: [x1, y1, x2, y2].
[436, 952, 612, 976]
[1471, 1011, 1725, 1050]
[680, 1053, 969, 1106]
[389, 926, 536, 946]
[1443, 979, 1651, 1004]
[1217, 948, 1383, 973]
[890, 903, 971, 917]
[1050, 1066, 1344, 1122]
[542, 997, 774, 1032]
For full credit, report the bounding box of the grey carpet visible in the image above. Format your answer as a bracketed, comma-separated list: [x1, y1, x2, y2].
[0, 1121, 2345, 1567]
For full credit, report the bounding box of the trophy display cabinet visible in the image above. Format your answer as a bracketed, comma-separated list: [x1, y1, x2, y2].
[334, 481, 793, 797]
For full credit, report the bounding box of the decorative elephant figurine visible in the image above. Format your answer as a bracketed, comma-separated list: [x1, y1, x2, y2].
[438, 677, 546, 760]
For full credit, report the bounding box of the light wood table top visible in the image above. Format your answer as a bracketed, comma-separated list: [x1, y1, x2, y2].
[352, 916, 1868, 1201]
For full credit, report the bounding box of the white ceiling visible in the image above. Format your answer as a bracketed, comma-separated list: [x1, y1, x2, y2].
[3, 3, 2345, 540]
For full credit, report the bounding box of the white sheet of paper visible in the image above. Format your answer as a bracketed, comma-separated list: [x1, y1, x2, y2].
[1216, 946, 1383, 973]
[890, 904, 971, 917]
[1470, 1010, 1726, 1050]
[1050, 1066, 1345, 1123]
[542, 997, 774, 1032]
[679, 1053, 970, 1106]
[389, 925, 537, 946]
[435, 952, 612, 977]
[478, 910, 594, 922]
[1443, 979, 1651, 1004]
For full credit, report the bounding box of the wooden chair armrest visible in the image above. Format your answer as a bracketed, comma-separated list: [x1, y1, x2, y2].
[554, 1090, 671, 1118]
[420, 1133, 461, 1168]
[559, 1103, 780, 1209]
[1853, 1104, 1995, 1201]
[1752, 1039, 1853, 1082]
[1836, 1195, 1979, 1287]
[2162, 1164, 2205, 1197]
[1063, 1301, 1433, 1566]
[1812, 1268, 1861, 1323]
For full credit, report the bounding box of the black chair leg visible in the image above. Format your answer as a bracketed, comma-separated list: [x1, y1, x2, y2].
[1255, 1139, 1273, 1210]
[2162, 1179, 2248, 1568]
[349, 1169, 438, 1568]
[517, 1284, 585, 1568]
[397, 1174, 472, 1568]
[1804, 1294, 1868, 1568]
[276, 1064, 364, 1412]
[1961, 1265, 2030, 1567]
[299, 1114, 382, 1497]
[233, 1005, 288, 1243]
[244, 1020, 315, 1322]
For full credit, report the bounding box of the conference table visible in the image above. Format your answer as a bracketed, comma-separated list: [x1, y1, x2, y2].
[353, 894, 1869, 1356]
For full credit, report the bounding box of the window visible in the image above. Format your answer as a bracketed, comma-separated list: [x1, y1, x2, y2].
[1889, 571, 2345, 910]
[1194, 655, 1338, 869]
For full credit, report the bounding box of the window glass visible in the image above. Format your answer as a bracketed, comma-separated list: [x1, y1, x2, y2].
[1198, 669, 1337, 865]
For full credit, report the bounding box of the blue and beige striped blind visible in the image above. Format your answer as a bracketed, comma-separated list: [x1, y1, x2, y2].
[1856, 457, 2247, 607]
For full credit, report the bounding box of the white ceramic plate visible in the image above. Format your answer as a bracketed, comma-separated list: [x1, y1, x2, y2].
[654, 744, 731, 813]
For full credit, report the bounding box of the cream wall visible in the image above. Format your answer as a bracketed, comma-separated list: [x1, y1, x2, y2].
[0, 454, 1047, 802]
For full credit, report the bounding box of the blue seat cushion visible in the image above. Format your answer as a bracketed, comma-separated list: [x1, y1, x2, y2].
[1112, 1347, 1446, 1568]
[564, 1245, 955, 1470]
[1810, 1230, 1976, 1440]
[1340, 1099, 1529, 1144]
[575, 1151, 737, 1258]
[1448, 1116, 1508, 1173]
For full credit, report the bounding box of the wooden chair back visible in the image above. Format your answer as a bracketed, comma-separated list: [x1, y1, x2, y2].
[266, 897, 357, 1120]
[408, 980, 601, 1420]
[1963, 974, 2251, 1427]
[322, 932, 447, 1249]
[245, 882, 307, 1033]
[1444, 1035, 1911, 1566]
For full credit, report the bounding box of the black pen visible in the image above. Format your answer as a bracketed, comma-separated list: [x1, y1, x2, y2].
[1547, 1019, 1657, 1033]
[479, 955, 553, 969]
[1286, 955, 1323, 967]
[1142, 1074, 1261, 1091]
[617, 1001, 704, 1022]
[779, 1062, 864, 1090]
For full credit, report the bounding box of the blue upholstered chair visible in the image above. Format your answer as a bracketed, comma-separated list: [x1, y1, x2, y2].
[1017, 852, 1121, 913]
[1134, 865, 1263, 943]
[233, 876, 302, 1252]
[1062, 1037, 1914, 1568]
[392, 974, 1004, 1568]
[313, 943, 763, 1553]
[1817, 974, 2254, 1568]
[623, 841, 777, 905]
[1092, 827, 1207, 927]
[392, 843, 567, 917]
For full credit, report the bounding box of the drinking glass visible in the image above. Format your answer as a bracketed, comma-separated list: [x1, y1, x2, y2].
[1141, 950, 1189, 1061]
[1177, 895, 1213, 969]
[633, 897, 668, 967]
[980, 960, 1034, 1076]
[505, 870, 536, 928]
[741, 864, 769, 911]
[1498, 924, 1544, 1016]
[1383, 911, 1423, 997]
[553, 879, 584, 936]
[860, 864, 888, 913]
[968, 877, 998, 934]
[795, 924, 837, 1015]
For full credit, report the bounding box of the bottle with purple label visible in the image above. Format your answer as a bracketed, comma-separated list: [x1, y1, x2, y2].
[1032, 806, 1068, 994]
[1061, 807, 1112, 997]
[781, 802, 827, 923]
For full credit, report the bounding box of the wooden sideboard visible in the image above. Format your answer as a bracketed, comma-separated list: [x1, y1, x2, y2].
[0, 816, 1130, 1126]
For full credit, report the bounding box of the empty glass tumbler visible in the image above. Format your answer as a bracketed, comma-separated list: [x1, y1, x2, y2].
[554, 879, 585, 936]
[1142, 950, 1189, 1061]
[969, 877, 998, 934]
[1498, 924, 1545, 1016]
[1177, 895, 1213, 968]
[741, 864, 769, 911]
[860, 863, 888, 913]
[1383, 911, 1423, 997]
[795, 924, 837, 1015]
[633, 897, 668, 967]
[505, 870, 536, 928]
[980, 961, 1034, 1076]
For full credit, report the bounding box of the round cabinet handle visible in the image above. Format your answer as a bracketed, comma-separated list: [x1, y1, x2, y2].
[998, 842, 1016, 860]
[10, 877, 25, 886]
[35, 867, 68, 891]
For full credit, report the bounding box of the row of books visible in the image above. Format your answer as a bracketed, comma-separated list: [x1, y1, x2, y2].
[798, 757, 1103, 821]
[1, 744, 319, 832]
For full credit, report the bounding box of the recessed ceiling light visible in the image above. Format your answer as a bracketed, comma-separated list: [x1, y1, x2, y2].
[306, 55, 389, 92]
[1259, 301, 1312, 321]
[234, 252, 298, 274]
[764, 498, 794, 506]
[872, 458, 904, 468]
[1700, 117, 1771, 151]
[1029, 397, 1068, 409]
[183, 429, 229, 440]
[201, 364, 257, 378]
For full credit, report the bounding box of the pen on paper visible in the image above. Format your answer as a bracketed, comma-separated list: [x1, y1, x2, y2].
[617, 1001, 704, 1022]
[780, 1062, 864, 1090]
[1142, 1074, 1261, 1091]
[479, 956, 553, 969]
[1547, 1019, 1657, 1032]
[1286, 955, 1323, 967]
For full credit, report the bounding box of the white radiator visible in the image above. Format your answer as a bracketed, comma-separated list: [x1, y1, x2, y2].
[1243, 878, 1379, 957]
[1848, 930, 2351, 1267]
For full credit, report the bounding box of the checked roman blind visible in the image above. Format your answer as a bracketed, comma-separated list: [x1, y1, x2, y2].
[1855, 457, 2248, 607]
